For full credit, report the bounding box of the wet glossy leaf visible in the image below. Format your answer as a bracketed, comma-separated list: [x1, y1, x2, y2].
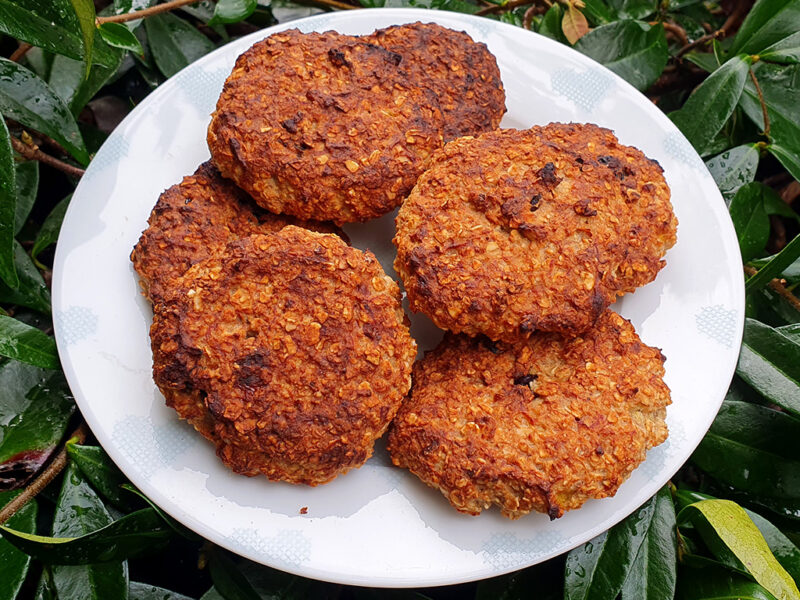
[760, 31, 800, 64]
[676, 564, 779, 600]
[565, 494, 657, 599]
[130, 582, 194, 600]
[562, 5, 590, 44]
[67, 442, 132, 510]
[32, 195, 70, 260]
[145, 13, 216, 78]
[0, 242, 50, 313]
[0, 315, 59, 369]
[50, 463, 128, 600]
[728, 182, 771, 262]
[0, 116, 16, 290]
[581, 0, 615, 25]
[670, 54, 752, 154]
[0, 1, 88, 65]
[13, 161, 37, 236]
[208, 549, 261, 600]
[0, 369, 73, 489]
[729, 0, 800, 56]
[740, 63, 800, 163]
[0, 491, 37, 600]
[769, 143, 800, 183]
[747, 235, 800, 292]
[710, 400, 800, 460]
[736, 318, 800, 415]
[98, 22, 144, 55]
[69, 0, 96, 78]
[679, 500, 800, 599]
[120, 484, 199, 540]
[705, 144, 760, 203]
[537, 4, 568, 43]
[575, 20, 667, 91]
[620, 487, 676, 600]
[0, 59, 89, 165]
[605, 0, 657, 18]
[209, 0, 257, 25]
[1, 505, 171, 564]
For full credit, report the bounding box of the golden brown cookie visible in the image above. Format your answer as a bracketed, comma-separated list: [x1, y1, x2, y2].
[387, 310, 670, 519]
[368, 22, 506, 141]
[394, 123, 678, 341]
[207, 30, 445, 224]
[151, 227, 417, 485]
[131, 162, 342, 305]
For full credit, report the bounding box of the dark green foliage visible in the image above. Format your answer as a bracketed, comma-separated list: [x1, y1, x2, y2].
[0, 0, 798, 597]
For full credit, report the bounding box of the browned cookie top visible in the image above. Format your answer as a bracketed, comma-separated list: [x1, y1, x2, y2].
[368, 22, 506, 141]
[207, 30, 445, 225]
[151, 227, 417, 485]
[131, 162, 341, 306]
[388, 310, 670, 519]
[394, 123, 677, 342]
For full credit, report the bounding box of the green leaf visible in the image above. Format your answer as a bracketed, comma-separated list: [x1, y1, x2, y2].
[736, 318, 800, 416]
[779, 322, 800, 343]
[676, 564, 779, 600]
[67, 442, 133, 510]
[710, 400, 800, 460]
[729, 0, 800, 56]
[129, 582, 194, 600]
[740, 63, 800, 162]
[0, 241, 50, 313]
[69, 0, 96, 78]
[475, 563, 562, 600]
[98, 22, 144, 55]
[684, 50, 720, 73]
[120, 484, 200, 541]
[620, 487, 677, 600]
[50, 463, 128, 600]
[537, 4, 568, 44]
[0, 1, 86, 65]
[32, 195, 70, 260]
[747, 510, 800, 584]
[208, 549, 261, 600]
[768, 143, 800, 183]
[0, 315, 59, 369]
[678, 499, 800, 600]
[760, 31, 800, 64]
[13, 161, 37, 236]
[581, 0, 615, 25]
[565, 495, 656, 600]
[0, 116, 17, 290]
[747, 235, 800, 292]
[704, 144, 760, 203]
[728, 182, 771, 262]
[145, 13, 216, 79]
[0, 506, 172, 564]
[574, 21, 667, 91]
[670, 54, 752, 154]
[209, 0, 257, 25]
[604, 0, 657, 19]
[0, 368, 74, 488]
[0, 491, 37, 600]
[0, 59, 89, 165]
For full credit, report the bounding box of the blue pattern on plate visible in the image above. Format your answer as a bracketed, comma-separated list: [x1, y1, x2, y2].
[55, 306, 98, 346]
[175, 66, 230, 114]
[663, 131, 705, 171]
[695, 305, 738, 348]
[229, 528, 312, 567]
[551, 68, 615, 112]
[481, 531, 566, 569]
[111, 415, 198, 477]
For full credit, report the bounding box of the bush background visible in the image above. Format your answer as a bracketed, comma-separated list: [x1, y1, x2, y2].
[0, 0, 799, 598]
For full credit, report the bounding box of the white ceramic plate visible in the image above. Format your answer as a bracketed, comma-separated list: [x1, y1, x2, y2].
[52, 8, 745, 587]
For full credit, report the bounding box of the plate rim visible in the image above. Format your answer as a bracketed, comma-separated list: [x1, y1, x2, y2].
[52, 7, 746, 588]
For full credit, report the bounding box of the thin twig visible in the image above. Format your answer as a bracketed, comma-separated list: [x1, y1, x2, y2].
[745, 266, 800, 313]
[10, 136, 86, 179]
[749, 68, 770, 138]
[293, 0, 359, 10]
[0, 423, 87, 526]
[676, 0, 749, 57]
[523, 4, 538, 29]
[661, 21, 689, 46]
[9, 43, 32, 63]
[96, 0, 200, 24]
[477, 0, 535, 16]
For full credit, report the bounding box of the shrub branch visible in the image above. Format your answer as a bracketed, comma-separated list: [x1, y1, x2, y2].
[10, 135, 86, 178]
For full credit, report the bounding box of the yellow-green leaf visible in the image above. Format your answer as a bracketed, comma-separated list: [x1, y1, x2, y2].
[681, 500, 800, 600]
